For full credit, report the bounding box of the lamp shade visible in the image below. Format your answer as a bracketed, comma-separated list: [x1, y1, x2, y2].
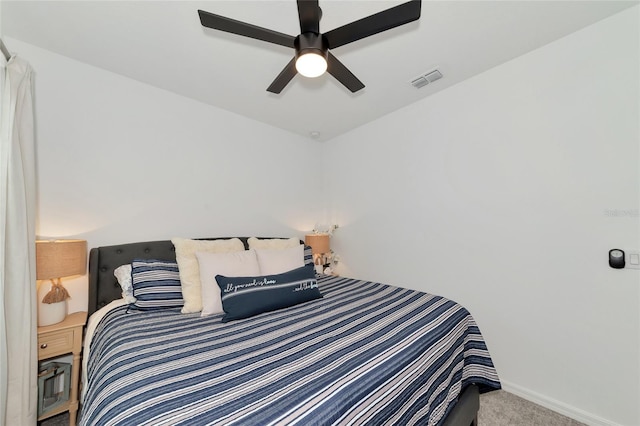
[36, 240, 87, 280]
[305, 234, 330, 254]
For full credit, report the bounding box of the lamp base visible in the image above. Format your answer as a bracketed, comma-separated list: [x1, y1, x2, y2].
[38, 283, 67, 326]
[38, 301, 67, 326]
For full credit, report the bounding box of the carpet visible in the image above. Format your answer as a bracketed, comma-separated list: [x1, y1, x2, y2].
[479, 390, 586, 426]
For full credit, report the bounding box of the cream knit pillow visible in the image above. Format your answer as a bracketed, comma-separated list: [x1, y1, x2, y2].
[171, 238, 245, 313]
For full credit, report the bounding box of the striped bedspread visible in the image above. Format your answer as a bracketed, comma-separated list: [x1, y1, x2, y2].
[80, 275, 500, 426]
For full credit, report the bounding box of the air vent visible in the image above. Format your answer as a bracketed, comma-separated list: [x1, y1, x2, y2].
[410, 76, 429, 88]
[410, 69, 443, 89]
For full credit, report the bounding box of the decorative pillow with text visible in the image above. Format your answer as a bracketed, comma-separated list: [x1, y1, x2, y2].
[215, 265, 321, 322]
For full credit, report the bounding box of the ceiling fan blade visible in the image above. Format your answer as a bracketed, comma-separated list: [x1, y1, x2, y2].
[326, 52, 365, 93]
[324, 0, 421, 49]
[198, 10, 295, 48]
[267, 58, 298, 93]
[297, 0, 321, 34]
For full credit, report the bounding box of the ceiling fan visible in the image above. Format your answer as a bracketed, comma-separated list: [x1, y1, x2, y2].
[198, 0, 422, 94]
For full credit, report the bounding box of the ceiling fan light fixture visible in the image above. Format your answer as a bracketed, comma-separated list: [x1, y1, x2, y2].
[294, 32, 328, 78]
[296, 52, 327, 78]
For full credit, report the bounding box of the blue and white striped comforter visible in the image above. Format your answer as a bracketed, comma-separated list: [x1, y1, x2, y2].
[80, 275, 500, 426]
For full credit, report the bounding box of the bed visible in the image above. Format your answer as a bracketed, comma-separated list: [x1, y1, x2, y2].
[81, 237, 500, 425]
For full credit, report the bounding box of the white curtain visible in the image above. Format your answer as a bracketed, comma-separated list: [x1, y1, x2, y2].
[0, 54, 38, 425]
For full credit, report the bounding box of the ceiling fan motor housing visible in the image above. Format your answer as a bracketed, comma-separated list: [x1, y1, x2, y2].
[294, 32, 328, 60]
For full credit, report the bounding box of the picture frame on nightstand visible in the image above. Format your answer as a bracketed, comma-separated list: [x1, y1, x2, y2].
[37, 361, 71, 417]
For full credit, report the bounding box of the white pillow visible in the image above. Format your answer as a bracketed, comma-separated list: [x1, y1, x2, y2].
[171, 238, 245, 313]
[255, 244, 305, 275]
[196, 250, 260, 316]
[114, 264, 135, 304]
[248, 237, 299, 250]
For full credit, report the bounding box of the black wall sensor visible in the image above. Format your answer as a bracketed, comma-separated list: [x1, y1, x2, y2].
[609, 249, 625, 269]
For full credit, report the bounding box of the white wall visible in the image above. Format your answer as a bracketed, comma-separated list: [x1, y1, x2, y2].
[323, 6, 639, 426]
[6, 38, 323, 313]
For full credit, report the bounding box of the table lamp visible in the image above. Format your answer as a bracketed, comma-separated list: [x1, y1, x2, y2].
[304, 233, 330, 274]
[36, 239, 87, 326]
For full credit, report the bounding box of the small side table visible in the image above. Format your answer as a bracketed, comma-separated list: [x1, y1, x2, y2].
[37, 311, 87, 426]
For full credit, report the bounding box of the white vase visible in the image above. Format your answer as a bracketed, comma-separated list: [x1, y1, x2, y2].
[37, 283, 67, 326]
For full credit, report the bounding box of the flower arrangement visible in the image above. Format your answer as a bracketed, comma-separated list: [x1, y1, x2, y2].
[311, 223, 339, 236]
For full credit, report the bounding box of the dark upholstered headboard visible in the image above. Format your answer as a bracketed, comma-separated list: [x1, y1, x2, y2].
[88, 237, 297, 316]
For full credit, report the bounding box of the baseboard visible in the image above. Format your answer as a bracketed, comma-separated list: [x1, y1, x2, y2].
[499, 380, 621, 426]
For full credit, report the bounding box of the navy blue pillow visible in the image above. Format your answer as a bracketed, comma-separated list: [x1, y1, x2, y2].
[216, 264, 321, 322]
[303, 245, 313, 267]
[131, 259, 183, 310]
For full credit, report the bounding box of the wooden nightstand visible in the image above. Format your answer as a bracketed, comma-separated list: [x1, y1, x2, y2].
[37, 311, 87, 426]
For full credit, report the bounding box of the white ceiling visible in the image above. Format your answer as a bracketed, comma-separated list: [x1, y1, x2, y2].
[2, 1, 637, 141]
